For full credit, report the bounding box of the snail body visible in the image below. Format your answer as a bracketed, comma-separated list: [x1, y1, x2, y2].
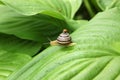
[50, 29, 76, 46]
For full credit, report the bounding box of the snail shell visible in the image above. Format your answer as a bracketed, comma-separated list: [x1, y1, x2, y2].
[57, 29, 72, 45]
[50, 29, 76, 46]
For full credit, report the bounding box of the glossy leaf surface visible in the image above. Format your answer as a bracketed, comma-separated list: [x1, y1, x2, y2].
[7, 7, 120, 80]
[1, 0, 82, 19]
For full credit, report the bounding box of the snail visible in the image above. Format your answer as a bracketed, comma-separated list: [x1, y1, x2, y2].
[50, 29, 76, 46]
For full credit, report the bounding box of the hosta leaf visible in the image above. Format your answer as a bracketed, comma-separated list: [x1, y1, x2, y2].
[0, 52, 31, 80]
[7, 7, 120, 80]
[0, 33, 41, 56]
[0, 5, 74, 42]
[0, 0, 82, 19]
[96, 0, 120, 10]
[67, 20, 88, 30]
[0, 5, 87, 42]
[0, 1, 4, 5]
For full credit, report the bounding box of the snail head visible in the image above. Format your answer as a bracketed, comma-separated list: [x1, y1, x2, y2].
[63, 29, 68, 33]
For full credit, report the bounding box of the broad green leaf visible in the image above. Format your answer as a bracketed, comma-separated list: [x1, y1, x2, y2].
[0, 0, 82, 19]
[0, 52, 31, 80]
[0, 5, 87, 43]
[7, 7, 120, 80]
[96, 0, 120, 10]
[0, 33, 41, 56]
[0, 1, 4, 5]
[0, 5, 73, 42]
[66, 20, 88, 30]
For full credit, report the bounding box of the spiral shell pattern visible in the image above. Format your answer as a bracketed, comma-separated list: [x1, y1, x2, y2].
[57, 29, 72, 45]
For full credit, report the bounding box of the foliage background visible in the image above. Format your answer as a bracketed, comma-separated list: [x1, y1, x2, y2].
[0, 0, 120, 80]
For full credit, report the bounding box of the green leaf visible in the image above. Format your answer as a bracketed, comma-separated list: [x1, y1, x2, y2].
[66, 20, 88, 30]
[0, 52, 31, 80]
[7, 7, 120, 80]
[96, 0, 120, 10]
[0, 1, 4, 5]
[0, 33, 41, 56]
[0, 0, 82, 19]
[0, 5, 74, 42]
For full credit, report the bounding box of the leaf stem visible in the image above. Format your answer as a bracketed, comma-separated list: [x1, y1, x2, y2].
[83, 0, 95, 18]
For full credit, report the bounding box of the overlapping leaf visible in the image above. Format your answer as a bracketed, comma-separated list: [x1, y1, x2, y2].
[0, 1, 4, 5]
[96, 0, 120, 10]
[0, 52, 31, 80]
[0, 33, 41, 80]
[0, 5, 71, 42]
[0, 0, 82, 19]
[7, 7, 120, 80]
[0, 5, 87, 42]
[0, 33, 41, 56]
[66, 20, 88, 30]
[0, 1, 85, 80]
